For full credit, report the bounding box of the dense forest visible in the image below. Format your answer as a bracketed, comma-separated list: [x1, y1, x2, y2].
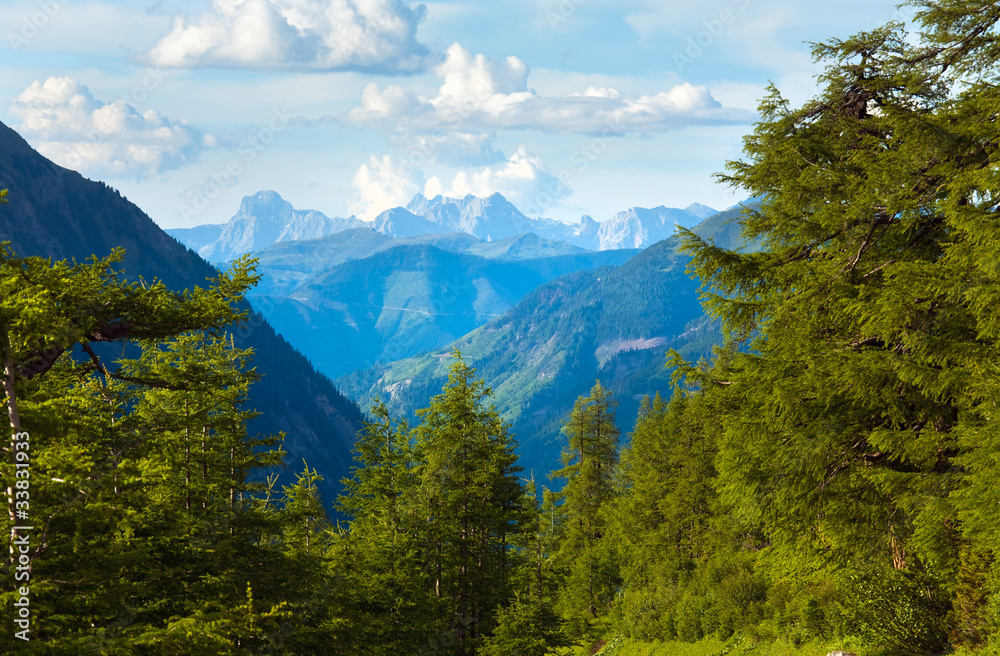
[5, 0, 1000, 653]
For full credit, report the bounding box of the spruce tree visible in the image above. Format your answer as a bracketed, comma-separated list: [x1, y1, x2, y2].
[336, 400, 436, 655]
[609, 391, 719, 640]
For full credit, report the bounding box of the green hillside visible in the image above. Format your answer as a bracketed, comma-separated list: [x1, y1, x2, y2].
[254, 241, 640, 380]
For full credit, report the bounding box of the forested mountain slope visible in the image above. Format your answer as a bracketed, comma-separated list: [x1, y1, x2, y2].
[253, 241, 637, 379]
[0, 120, 363, 500]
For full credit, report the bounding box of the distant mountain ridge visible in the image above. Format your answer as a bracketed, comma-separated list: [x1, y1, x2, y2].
[172, 191, 366, 262]
[167, 190, 716, 261]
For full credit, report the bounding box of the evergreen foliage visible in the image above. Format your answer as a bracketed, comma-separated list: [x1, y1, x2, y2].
[0, 242, 341, 652]
[551, 381, 622, 635]
[336, 353, 529, 656]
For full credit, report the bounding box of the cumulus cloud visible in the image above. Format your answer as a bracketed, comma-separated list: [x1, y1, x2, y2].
[350, 154, 424, 220]
[426, 146, 570, 213]
[9, 77, 210, 179]
[350, 146, 569, 220]
[345, 43, 753, 134]
[432, 44, 534, 115]
[147, 0, 429, 73]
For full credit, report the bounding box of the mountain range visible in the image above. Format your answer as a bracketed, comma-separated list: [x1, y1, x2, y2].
[164, 182, 744, 478]
[167, 190, 716, 262]
[336, 207, 751, 474]
[0, 121, 363, 503]
[0, 114, 750, 492]
[249, 234, 640, 379]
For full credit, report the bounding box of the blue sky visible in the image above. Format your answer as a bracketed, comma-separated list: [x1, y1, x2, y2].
[0, 0, 913, 228]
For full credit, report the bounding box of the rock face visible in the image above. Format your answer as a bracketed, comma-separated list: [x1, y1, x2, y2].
[371, 207, 453, 238]
[597, 205, 708, 250]
[406, 192, 535, 241]
[169, 190, 364, 263]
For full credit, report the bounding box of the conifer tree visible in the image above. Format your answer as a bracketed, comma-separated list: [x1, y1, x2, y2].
[551, 380, 621, 633]
[412, 352, 524, 655]
[610, 391, 719, 640]
[0, 241, 340, 652]
[336, 400, 436, 655]
[675, 0, 1000, 648]
[337, 354, 526, 655]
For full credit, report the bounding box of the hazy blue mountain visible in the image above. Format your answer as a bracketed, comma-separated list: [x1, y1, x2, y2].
[371, 207, 455, 238]
[405, 192, 535, 240]
[597, 205, 708, 250]
[337, 206, 747, 476]
[167, 190, 365, 263]
[683, 202, 719, 220]
[253, 244, 550, 378]
[402, 193, 715, 250]
[251, 236, 641, 380]
[460, 232, 586, 260]
[246, 228, 617, 298]
[170, 190, 719, 265]
[0, 121, 363, 503]
[166, 223, 224, 252]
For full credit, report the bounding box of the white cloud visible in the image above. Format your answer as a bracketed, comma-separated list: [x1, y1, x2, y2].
[9, 77, 209, 179]
[345, 43, 753, 134]
[433, 43, 534, 114]
[427, 146, 570, 214]
[350, 154, 423, 220]
[147, 0, 429, 73]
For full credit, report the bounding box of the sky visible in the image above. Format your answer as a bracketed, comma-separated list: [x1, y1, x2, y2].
[0, 0, 915, 229]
